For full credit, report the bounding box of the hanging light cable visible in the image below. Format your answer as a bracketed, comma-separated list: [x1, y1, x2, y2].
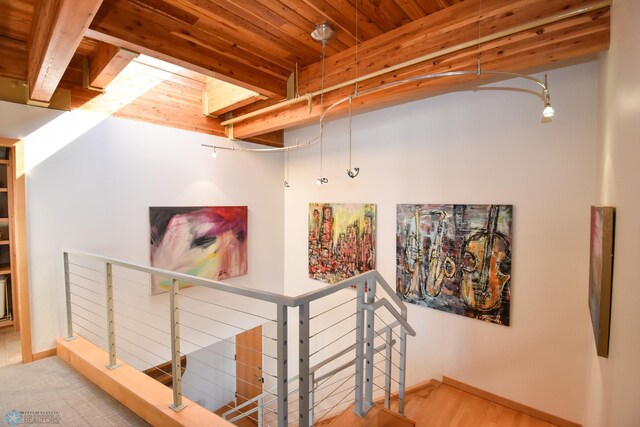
[346, 1, 360, 179]
[206, 0, 561, 156]
[346, 96, 359, 178]
[313, 24, 332, 186]
[284, 146, 291, 188]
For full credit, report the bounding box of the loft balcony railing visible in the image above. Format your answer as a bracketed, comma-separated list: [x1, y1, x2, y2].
[62, 248, 415, 426]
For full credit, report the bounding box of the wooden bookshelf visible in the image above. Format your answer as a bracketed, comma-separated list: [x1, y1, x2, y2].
[0, 155, 13, 329]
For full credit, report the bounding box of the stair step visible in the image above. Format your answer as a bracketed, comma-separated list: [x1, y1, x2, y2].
[327, 403, 415, 427]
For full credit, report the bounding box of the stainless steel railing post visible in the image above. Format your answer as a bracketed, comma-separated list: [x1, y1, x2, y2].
[276, 304, 289, 426]
[385, 327, 393, 409]
[105, 263, 119, 369]
[169, 278, 186, 412]
[298, 302, 311, 427]
[398, 327, 408, 415]
[363, 278, 376, 411]
[353, 280, 365, 416]
[63, 252, 75, 341]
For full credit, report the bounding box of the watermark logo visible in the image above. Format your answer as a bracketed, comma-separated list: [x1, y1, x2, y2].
[5, 410, 23, 426]
[4, 410, 60, 425]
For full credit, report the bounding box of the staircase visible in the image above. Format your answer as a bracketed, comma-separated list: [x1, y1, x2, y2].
[329, 378, 572, 427]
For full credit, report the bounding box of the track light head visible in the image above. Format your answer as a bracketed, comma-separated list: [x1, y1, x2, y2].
[210, 147, 217, 158]
[543, 103, 555, 118]
[347, 168, 360, 178]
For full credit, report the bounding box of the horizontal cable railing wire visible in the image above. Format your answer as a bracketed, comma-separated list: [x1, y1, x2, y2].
[63, 249, 414, 427]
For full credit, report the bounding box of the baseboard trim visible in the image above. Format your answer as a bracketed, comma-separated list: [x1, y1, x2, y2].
[32, 348, 56, 361]
[442, 376, 581, 427]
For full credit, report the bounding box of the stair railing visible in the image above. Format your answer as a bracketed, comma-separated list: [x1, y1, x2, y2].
[63, 248, 415, 426]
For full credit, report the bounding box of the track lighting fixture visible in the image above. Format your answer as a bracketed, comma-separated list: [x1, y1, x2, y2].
[204, 11, 558, 167]
[210, 146, 217, 158]
[542, 75, 555, 118]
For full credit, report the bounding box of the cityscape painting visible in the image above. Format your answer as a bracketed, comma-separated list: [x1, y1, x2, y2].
[396, 204, 512, 325]
[309, 203, 376, 284]
[149, 206, 248, 294]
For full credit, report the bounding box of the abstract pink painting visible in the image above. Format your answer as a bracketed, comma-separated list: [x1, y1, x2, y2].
[149, 206, 247, 294]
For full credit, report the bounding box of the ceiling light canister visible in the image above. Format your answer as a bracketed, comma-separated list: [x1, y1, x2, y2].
[311, 23, 335, 45]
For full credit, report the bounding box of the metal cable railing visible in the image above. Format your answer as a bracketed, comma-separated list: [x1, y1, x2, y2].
[63, 248, 415, 426]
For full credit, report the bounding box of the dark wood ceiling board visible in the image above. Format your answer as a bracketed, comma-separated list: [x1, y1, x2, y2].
[0, 36, 27, 79]
[119, 0, 292, 78]
[77, 37, 99, 56]
[297, 0, 607, 94]
[0, 0, 33, 42]
[230, 9, 609, 138]
[301, 0, 383, 41]
[167, 29, 291, 80]
[88, 0, 288, 97]
[319, 0, 386, 40]
[172, 0, 310, 68]
[348, 0, 401, 33]
[393, 0, 428, 21]
[129, 0, 199, 25]
[374, 0, 414, 27]
[297, 0, 484, 93]
[239, 0, 339, 58]
[415, 0, 444, 14]
[276, 0, 353, 52]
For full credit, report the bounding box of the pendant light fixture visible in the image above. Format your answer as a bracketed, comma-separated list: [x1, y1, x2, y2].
[313, 23, 332, 186]
[205, 0, 560, 158]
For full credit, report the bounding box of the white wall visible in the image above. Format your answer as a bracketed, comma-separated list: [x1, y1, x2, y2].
[585, 0, 640, 425]
[0, 102, 284, 353]
[284, 61, 600, 424]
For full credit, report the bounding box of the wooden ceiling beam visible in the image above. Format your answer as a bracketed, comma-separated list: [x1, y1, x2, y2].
[228, 4, 609, 139]
[297, 0, 609, 95]
[27, 0, 103, 102]
[86, 42, 139, 89]
[88, 0, 288, 98]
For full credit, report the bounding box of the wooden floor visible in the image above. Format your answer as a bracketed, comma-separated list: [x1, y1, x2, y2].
[0, 327, 21, 367]
[389, 380, 559, 427]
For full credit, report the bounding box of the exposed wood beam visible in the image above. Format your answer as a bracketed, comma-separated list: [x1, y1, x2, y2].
[229, 0, 610, 139]
[203, 77, 267, 117]
[87, 0, 288, 98]
[28, 0, 104, 102]
[86, 42, 139, 89]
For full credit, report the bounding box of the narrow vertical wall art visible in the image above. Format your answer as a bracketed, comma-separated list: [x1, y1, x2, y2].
[308, 203, 376, 284]
[396, 204, 512, 325]
[589, 206, 615, 357]
[149, 206, 248, 294]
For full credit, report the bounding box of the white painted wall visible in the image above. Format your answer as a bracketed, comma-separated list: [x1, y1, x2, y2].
[585, 0, 640, 425]
[0, 102, 284, 353]
[284, 61, 600, 424]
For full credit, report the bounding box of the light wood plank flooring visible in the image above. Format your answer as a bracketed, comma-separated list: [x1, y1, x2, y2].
[0, 328, 21, 367]
[390, 380, 558, 427]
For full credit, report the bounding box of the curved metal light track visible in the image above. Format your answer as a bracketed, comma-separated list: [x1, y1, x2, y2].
[202, 70, 550, 154]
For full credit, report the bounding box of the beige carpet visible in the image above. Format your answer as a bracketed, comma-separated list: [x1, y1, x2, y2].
[0, 356, 149, 426]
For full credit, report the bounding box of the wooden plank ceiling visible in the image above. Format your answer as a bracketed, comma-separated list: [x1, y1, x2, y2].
[0, 0, 610, 147]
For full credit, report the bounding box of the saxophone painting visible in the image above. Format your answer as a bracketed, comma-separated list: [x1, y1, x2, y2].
[396, 204, 512, 326]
